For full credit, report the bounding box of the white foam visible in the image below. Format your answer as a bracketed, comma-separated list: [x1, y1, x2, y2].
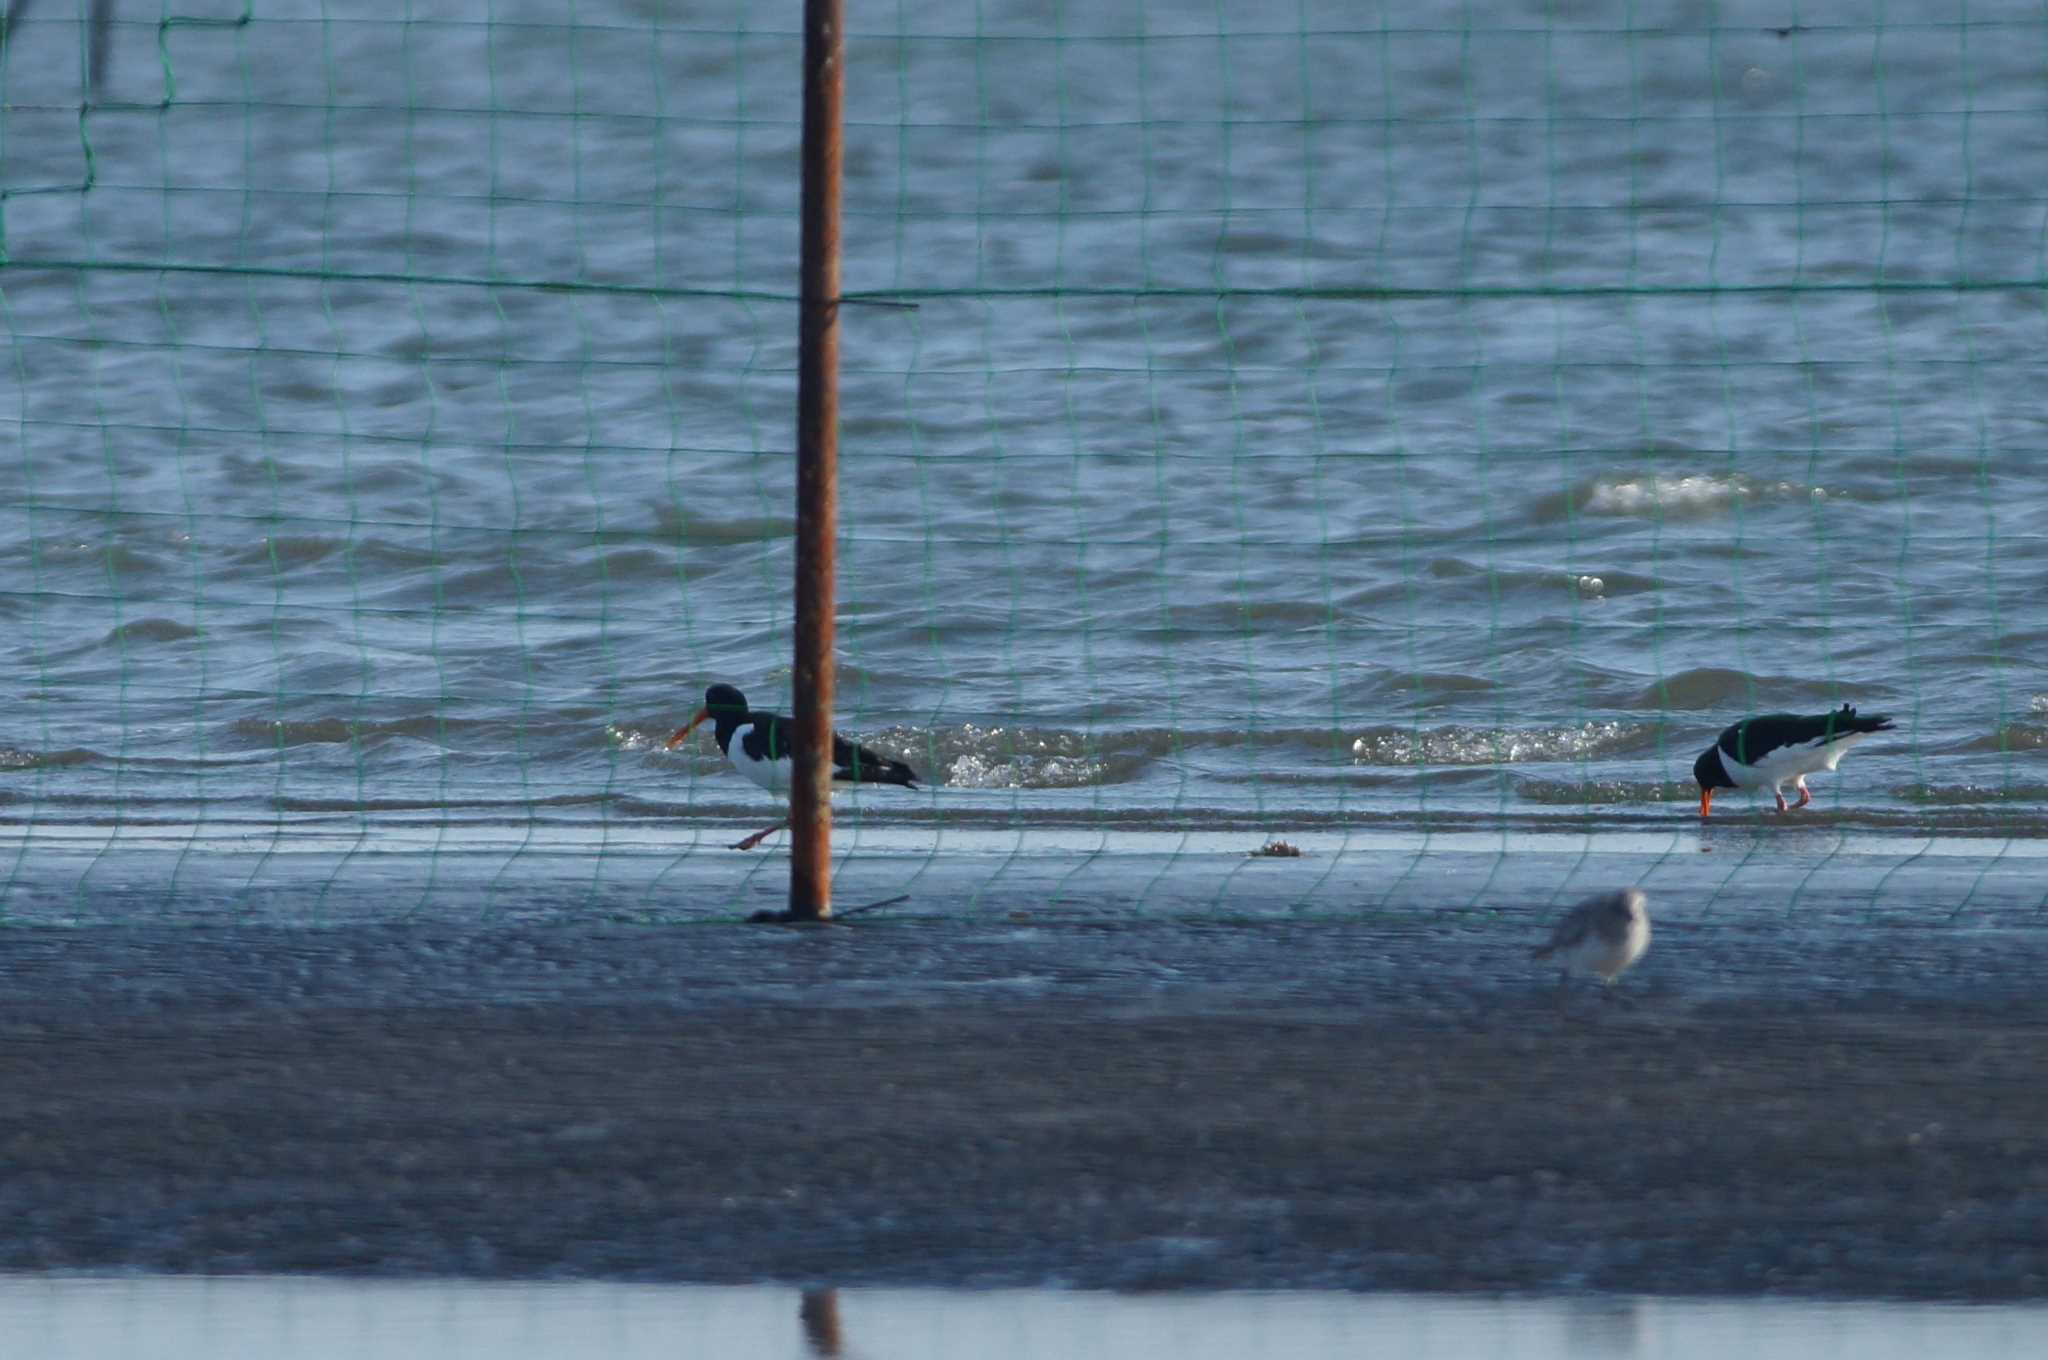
[1350, 720, 1644, 766]
[608, 724, 660, 752]
[1584, 473, 1821, 517]
[944, 751, 1109, 789]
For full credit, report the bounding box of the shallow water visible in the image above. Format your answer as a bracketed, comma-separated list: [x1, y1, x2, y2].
[5, 1278, 2045, 1359]
[0, 818, 2040, 926]
[0, 2, 2043, 913]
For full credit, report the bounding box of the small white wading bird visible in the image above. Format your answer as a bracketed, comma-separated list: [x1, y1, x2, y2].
[1692, 703, 1895, 817]
[1533, 887, 1651, 995]
[667, 683, 920, 851]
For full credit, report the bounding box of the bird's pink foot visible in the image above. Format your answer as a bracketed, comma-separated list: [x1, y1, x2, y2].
[1790, 786, 1812, 810]
[731, 822, 786, 851]
[1774, 791, 1790, 813]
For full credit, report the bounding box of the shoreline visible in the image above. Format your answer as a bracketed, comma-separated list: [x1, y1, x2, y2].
[0, 920, 2042, 1296]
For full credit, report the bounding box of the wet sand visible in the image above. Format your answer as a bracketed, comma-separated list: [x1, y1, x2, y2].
[0, 917, 2043, 1296]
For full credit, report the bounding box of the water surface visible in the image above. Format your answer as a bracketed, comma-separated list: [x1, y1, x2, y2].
[6, 1278, 2046, 1360]
[0, 1, 2041, 915]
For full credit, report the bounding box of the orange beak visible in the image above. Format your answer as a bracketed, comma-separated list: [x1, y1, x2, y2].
[1698, 788, 1714, 817]
[666, 708, 710, 750]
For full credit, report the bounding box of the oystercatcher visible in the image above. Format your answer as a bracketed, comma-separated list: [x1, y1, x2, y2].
[667, 683, 920, 850]
[1533, 887, 1651, 990]
[1692, 703, 1894, 816]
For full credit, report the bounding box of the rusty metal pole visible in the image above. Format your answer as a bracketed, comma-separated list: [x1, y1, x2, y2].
[789, 0, 844, 921]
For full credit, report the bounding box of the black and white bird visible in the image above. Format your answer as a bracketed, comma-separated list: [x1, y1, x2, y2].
[1533, 887, 1651, 990]
[667, 683, 920, 850]
[1692, 703, 1895, 817]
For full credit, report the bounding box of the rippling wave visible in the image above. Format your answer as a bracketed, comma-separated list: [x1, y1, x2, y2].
[227, 717, 503, 749]
[1513, 778, 1698, 805]
[871, 724, 1161, 790]
[0, 747, 98, 771]
[1895, 783, 2048, 806]
[1350, 721, 1654, 767]
[1546, 472, 1830, 520]
[1635, 669, 1882, 712]
[0, 0, 2041, 883]
[1949, 724, 2048, 754]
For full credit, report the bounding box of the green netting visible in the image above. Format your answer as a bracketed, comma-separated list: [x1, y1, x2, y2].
[0, 1, 2039, 926]
[6, 0, 2048, 1312]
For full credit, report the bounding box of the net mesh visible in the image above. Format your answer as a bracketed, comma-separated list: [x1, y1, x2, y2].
[1, 0, 2046, 1314]
[0, 1, 2039, 924]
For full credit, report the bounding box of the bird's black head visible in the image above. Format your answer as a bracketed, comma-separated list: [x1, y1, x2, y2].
[1692, 744, 1734, 792]
[667, 683, 752, 751]
[1692, 743, 1735, 817]
[703, 684, 749, 718]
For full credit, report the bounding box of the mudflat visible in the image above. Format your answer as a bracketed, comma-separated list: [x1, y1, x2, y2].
[0, 918, 2042, 1296]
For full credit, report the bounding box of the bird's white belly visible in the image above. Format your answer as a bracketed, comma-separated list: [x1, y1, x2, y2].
[1816, 730, 1868, 771]
[1720, 731, 1867, 789]
[727, 724, 790, 795]
[1565, 917, 1650, 982]
[726, 723, 878, 799]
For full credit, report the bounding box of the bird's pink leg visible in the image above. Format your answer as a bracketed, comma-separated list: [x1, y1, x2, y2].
[1790, 782, 1812, 810]
[731, 819, 788, 851]
[1773, 789, 1790, 813]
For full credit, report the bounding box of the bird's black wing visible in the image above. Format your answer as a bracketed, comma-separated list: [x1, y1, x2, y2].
[1720, 704, 1894, 763]
[830, 729, 919, 788]
[740, 711, 918, 788]
[737, 711, 791, 763]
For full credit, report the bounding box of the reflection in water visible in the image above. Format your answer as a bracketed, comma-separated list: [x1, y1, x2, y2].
[801, 1288, 845, 1357]
[1564, 1296, 1647, 1355]
[0, 1278, 2043, 1358]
